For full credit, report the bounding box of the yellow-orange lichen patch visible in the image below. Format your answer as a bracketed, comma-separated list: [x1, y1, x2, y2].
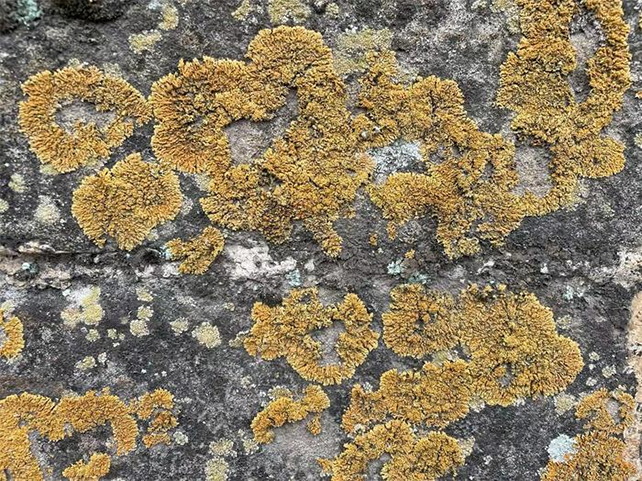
[166, 226, 225, 274]
[72, 153, 182, 250]
[251, 385, 330, 444]
[62, 453, 111, 481]
[244, 288, 379, 385]
[541, 388, 636, 481]
[0, 309, 24, 360]
[497, 0, 631, 216]
[360, 0, 630, 258]
[131, 389, 178, 448]
[327, 286, 582, 480]
[0, 389, 178, 480]
[458, 285, 584, 406]
[341, 360, 472, 434]
[574, 388, 635, 436]
[360, 55, 521, 258]
[18, 66, 151, 173]
[319, 420, 464, 481]
[381, 284, 584, 407]
[151, 26, 373, 257]
[382, 284, 459, 358]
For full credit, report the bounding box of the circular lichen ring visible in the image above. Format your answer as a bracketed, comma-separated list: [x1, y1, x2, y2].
[18, 65, 151, 173]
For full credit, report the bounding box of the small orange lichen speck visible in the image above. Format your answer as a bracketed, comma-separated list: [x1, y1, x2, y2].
[0, 309, 24, 360]
[166, 226, 225, 274]
[62, 453, 111, 481]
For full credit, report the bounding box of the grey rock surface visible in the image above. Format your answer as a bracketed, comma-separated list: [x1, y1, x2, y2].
[0, 0, 641, 480]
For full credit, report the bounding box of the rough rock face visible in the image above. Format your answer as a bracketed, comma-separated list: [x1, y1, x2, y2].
[0, 1, 641, 480]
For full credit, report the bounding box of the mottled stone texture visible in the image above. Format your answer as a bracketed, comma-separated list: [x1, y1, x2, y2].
[0, 0, 641, 480]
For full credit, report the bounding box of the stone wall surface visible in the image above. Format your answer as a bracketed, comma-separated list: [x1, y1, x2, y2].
[0, 0, 641, 480]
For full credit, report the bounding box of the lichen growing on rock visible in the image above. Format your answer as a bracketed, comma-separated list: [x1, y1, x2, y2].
[574, 388, 635, 436]
[251, 385, 330, 444]
[341, 360, 472, 434]
[267, 0, 310, 25]
[62, 453, 111, 481]
[361, 0, 631, 258]
[151, 26, 373, 257]
[131, 388, 178, 448]
[61, 286, 104, 328]
[166, 226, 225, 274]
[71, 153, 182, 250]
[0, 388, 178, 480]
[322, 284, 583, 479]
[382, 284, 584, 406]
[244, 288, 379, 385]
[0, 309, 24, 360]
[541, 388, 636, 480]
[18, 66, 151, 173]
[318, 420, 464, 481]
[458, 285, 584, 406]
[360, 53, 523, 258]
[497, 0, 631, 218]
[382, 283, 459, 358]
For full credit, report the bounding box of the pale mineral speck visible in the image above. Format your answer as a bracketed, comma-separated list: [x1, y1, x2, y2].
[9, 173, 26, 193]
[129, 31, 162, 53]
[547, 434, 576, 462]
[554, 393, 577, 415]
[602, 365, 617, 378]
[239, 430, 259, 455]
[159, 3, 179, 30]
[205, 457, 229, 481]
[75, 356, 96, 371]
[61, 286, 104, 328]
[0, 199, 8, 213]
[173, 431, 189, 445]
[130, 318, 150, 337]
[210, 439, 236, 457]
[232, 0, 252, 20]
[170, 318, 190, 335]
[192, 322, 221, 348]
[267, 0, 310, 24]
[34, 196, 61, 225]
[86, 329, 100, 342]
[137, 305, 153, 322]
[326, 2, 339, 16]
[136, 287, 154, 302]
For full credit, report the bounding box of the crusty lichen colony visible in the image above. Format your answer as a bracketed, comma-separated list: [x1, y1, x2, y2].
[15, 0, 631, 268]
[542, 388, 636, 480]
[0, 309, 24, 360]
[0, 388, 178, 480]
[314, 284, 584, 479]
[6, 0, 638, 479]
[18, 65, 151, 173]
[244, 288, 379, 385]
